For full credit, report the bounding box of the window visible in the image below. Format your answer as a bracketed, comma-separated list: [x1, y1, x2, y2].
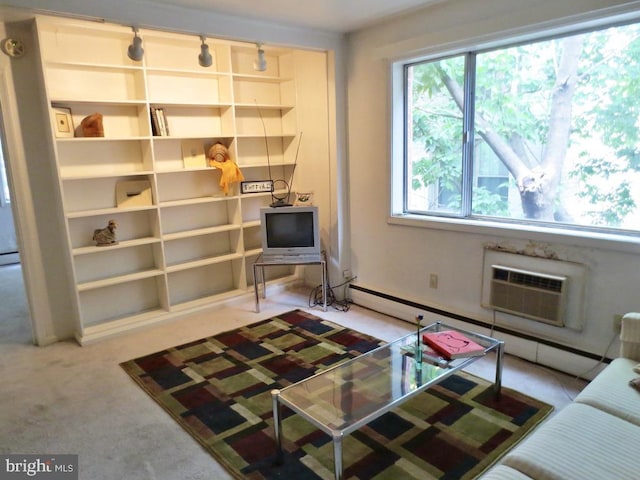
[400, 21, 640, 234]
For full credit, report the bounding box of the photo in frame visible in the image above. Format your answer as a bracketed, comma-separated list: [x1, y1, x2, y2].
[52, 107, 74, 138]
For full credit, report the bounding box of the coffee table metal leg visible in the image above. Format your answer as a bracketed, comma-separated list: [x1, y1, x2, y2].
[333, 432, 343, 480]
[495, 340, 505, 395]
[254, 264, 260, 313]
[271, 389, 283, 464]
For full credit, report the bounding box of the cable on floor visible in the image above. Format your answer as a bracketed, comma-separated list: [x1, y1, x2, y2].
[309, 276, 356, 312]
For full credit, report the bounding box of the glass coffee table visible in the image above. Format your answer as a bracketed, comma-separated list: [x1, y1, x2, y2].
[271, 321, 504, 480]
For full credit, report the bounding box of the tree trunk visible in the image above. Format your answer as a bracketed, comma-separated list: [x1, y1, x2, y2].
[437, 36, 584, 220]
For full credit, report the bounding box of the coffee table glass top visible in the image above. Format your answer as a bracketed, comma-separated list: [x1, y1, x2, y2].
[277, 322, 501, 435]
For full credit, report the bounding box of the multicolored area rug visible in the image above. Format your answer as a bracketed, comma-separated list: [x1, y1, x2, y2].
[121, 310, 553, 479]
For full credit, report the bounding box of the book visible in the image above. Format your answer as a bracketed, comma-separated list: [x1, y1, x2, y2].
[157, 107, 169, 136]
[150, 107, 160, 136]
[422, 330, 486, 359]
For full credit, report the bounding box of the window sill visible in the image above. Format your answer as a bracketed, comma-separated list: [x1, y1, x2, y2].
[389, 213, 640, 255]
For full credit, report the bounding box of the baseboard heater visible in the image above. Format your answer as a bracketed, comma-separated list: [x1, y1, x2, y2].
[348, 283, 604, 362]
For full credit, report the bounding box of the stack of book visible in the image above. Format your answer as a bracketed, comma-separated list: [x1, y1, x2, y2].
[150, 106, 169, 136]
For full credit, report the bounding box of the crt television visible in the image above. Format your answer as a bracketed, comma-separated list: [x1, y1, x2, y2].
[259, 205, 321, 262]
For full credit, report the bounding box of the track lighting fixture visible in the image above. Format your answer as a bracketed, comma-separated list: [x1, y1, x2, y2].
[127, 27, 144, 61]
[198, 35, 213, 67]
[253, 42, 267, 72]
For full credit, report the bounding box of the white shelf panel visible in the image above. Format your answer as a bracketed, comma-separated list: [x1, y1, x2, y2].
[166, 252, 243, 273]
[68, 209, 160, 249]
[158, 196, 237, 208]
[244, 247, 263, 258]
[72, 237, 160, 256]
[51, 98, 147, 106]
[242, 221, 262, 251]
[234, 103, 295, 110]
[152, 135, 234, 141]
[57, 137, 151, 143]
[76, 307, 168, 345]
[147, 71, 231, 105]
[235, 134, 296, 139]
[146, 67, 231, 77]
[149, 104, 234, 138]
[46, 64, 146, 103]
[57, 141, 153, 178]
[166, 259, 242, 306]
[232, 73, 293, 83]
[74, 242, 164, 285]
[149, 101, 233, 109]
[163, 224, 241, 241]
[77, 268, 164, 292]
[61, 170, 154, 181]
[66, 205, 157, 219]
[169, 288, 247, 313]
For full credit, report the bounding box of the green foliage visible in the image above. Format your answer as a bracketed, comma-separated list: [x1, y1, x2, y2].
[407, 22, 640, 227]
[569, 155, 636, 226]
[472, 185, 509, 216]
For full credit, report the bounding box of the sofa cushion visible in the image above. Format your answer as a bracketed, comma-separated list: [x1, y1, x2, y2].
[501, 403, 640, 480]
[480, 465, 534, 479]
[574, 357, 640, 426]
[480, 464, 534, 479]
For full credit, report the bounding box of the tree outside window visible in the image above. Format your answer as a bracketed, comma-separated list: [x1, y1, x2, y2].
[405, 22, 640, 232]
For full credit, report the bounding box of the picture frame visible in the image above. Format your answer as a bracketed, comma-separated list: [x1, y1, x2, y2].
[52, 107, 74, 138]
[294, 191, 314, 205]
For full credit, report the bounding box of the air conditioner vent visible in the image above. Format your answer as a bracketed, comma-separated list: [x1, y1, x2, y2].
[489, 265, 567, 326]
[493, 268, 563, 292]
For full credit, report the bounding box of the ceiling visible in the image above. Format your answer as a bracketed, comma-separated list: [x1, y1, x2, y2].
[145, 0, 446, 33]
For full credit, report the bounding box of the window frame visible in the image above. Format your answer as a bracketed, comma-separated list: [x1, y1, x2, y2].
[391, 15, 640, 249]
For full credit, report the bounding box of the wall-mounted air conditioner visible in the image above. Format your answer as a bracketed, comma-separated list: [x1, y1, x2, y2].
[481, 249, 587, 332]
[488, 265, 567, 326]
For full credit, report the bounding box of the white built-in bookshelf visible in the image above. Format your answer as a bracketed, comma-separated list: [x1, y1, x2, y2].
[35, 17, 304, 343]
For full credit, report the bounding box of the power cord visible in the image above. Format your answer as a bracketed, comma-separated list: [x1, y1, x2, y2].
[531, 329, 618, 402]
[488, 308, 617, 402]
[309, 275, 357, 312]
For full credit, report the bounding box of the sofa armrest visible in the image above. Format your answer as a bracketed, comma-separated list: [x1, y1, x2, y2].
[620, 312, 640, 361]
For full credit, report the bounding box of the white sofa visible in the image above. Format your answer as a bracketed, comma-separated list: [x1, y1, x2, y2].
[480, 313, 640, 480]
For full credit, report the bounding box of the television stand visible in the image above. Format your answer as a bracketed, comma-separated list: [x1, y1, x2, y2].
[253, 259, 327, 313]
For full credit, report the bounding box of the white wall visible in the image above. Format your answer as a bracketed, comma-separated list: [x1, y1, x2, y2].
[346, 0, 640, 361]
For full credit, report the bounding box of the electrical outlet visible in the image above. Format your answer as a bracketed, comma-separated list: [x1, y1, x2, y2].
[613, 314, 623, 333]
[343, 269, 353, 279]
[429, 273, 438, 289]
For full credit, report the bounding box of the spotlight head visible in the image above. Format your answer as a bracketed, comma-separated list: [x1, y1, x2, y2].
[127, 27, 144, 61]
[198, 36, 213, 67]
[253, 43, 267, 72]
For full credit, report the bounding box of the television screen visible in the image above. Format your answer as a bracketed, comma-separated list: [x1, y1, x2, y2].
[265, 211, 315, 247]
[260, 206, 320, 262]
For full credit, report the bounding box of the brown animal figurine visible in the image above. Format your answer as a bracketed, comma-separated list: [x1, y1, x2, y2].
[93, 219, 118, 246]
